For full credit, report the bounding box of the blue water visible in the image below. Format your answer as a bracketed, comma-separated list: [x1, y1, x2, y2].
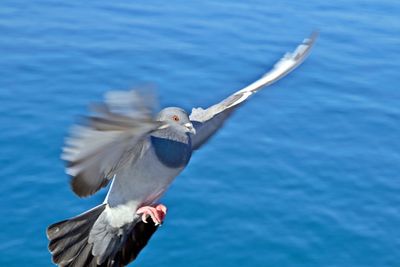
[1, 1, 399, 266]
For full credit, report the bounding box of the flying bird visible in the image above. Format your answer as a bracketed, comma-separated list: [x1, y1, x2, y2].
[47, 32, 317, 267]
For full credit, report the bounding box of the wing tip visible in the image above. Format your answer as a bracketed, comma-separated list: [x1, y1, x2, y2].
[292, 30, 319, 62]
[306, 30, 319, 45]
[69, 174, 97, 198]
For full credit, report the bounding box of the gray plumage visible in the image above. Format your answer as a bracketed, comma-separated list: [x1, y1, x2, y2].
[47, 32, 317, 266]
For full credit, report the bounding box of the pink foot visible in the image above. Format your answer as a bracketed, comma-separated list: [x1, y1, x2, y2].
[136, 204, 167, 225]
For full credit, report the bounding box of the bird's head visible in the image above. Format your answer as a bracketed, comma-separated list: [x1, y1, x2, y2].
[157, 107, 196, 135]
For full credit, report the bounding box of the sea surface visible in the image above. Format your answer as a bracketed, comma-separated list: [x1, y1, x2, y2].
[0, 1, 399, 266]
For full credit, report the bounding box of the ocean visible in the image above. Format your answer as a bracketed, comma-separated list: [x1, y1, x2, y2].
[0, 0, 399, 266]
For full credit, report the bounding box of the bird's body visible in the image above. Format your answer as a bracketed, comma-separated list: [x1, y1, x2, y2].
[47, 33, 317, 267]
[104, 129, 192, 228]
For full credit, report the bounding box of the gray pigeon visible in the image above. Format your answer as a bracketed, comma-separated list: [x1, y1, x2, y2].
[47, 32, 317, 267]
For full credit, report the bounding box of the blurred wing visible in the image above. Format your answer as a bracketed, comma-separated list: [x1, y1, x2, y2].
[62, 90, 165, 197]
[189, 32, 317, 150]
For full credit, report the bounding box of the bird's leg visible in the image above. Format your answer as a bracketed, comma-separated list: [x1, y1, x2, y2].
[136, 204, 167, 226]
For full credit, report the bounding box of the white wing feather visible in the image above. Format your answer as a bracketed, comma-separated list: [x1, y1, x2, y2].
[189, 32, 318, 149]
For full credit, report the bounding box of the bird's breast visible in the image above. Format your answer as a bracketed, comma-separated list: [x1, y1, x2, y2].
[150, 136, 192, 168]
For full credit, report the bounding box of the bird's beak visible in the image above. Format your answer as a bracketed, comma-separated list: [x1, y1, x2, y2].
[184, 122, 196, 135]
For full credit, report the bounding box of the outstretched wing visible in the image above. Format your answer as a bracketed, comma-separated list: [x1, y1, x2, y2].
[189, 32, 318, 150]
[62, 90, 165, 197]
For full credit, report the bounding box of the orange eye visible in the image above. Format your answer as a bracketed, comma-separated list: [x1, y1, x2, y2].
[172, 115, 180, 122]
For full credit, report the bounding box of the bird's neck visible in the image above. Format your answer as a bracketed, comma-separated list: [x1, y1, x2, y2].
[150, 131, 192, 169]
[152, 127, 190, 144]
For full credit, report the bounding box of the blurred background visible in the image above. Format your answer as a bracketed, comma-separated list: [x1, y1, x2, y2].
[0, 0, 399, 266]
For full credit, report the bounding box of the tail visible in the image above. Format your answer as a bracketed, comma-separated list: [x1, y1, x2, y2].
[46, 205, 159, 267]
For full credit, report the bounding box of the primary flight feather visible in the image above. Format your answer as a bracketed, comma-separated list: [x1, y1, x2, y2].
[47, 32, 317, 267]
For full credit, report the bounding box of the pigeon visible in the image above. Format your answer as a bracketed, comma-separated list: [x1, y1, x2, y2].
[46, 32, 317, 267]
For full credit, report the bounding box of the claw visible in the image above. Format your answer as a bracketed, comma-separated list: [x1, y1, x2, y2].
[156, 204, 167, 214]
[136, 204, 167, 225]
[141, 213, 148, 223]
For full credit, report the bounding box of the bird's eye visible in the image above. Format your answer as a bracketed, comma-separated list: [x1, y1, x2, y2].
[172, 115, 180, 122]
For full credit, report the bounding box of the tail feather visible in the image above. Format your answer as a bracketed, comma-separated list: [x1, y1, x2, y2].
[47, 204, 106, 241]
[46, 204, 160, 267]
[49, 218, 94, 260]
[115, 219, 159, 265]
[49, 225, 87, 254]
[47, 204, 106, 266]
[89, 211, 131, 265]
[52, 235, 88, 265]
[65, 242, 96, 267]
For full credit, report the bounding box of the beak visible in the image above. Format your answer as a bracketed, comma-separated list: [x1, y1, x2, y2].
[184, 122, 196, 135]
